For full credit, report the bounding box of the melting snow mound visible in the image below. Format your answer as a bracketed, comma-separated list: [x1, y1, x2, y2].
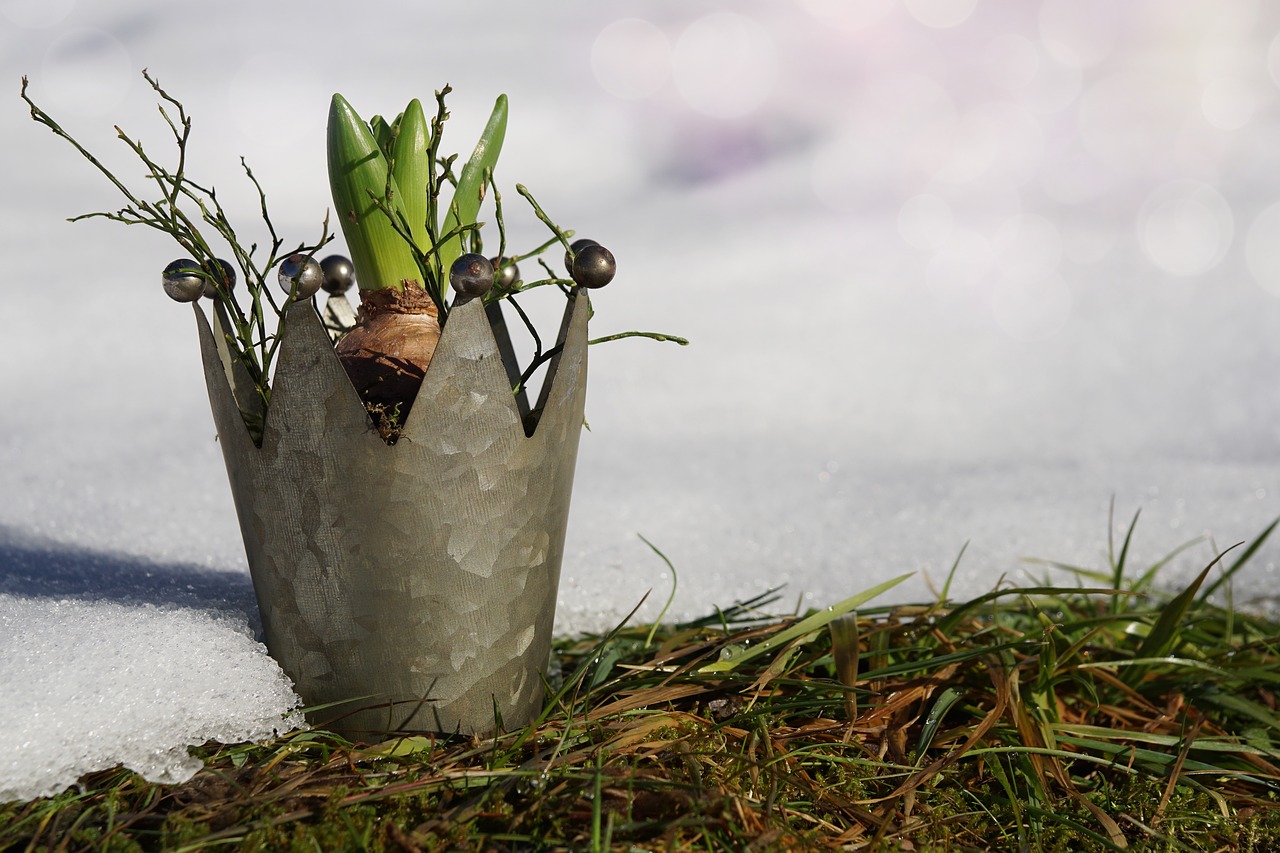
[0, 596, 301, 803]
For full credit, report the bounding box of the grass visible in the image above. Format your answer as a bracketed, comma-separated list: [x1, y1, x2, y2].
[5, 518, 1280, 851]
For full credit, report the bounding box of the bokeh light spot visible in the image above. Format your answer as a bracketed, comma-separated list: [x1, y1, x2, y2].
[993, 214, 1062, 272]
[936, 102, 1043, 186]
[1268, 31, 1280, 88]
[1039, 142, 1113, 206]
[983, 34, 1040, 91]
[1245, 202, 1280, 296]
[672, 12, 777, 119]
[1137, 181, 1233, 277]
[950, 176, 1024, 235]
[228, 54, 323, 148]
[591, 18, 672, 100]
[810, 75, 957, 212]
[1059, 217, 1118, 265]
[926, 228, 993, 292]
[41, 29, 131, 117]
[1039, 0, 1122, 68]
[1200, 78, 1261, 131]
[2, 0, 75, 28]
[903, 0, 978, 30]
[898, 194, 953, 250]
[1078, 71, 1187, 173]
[990, 267, 1072, 342]
[793, 0, 896, 32]
[1019, 51, 1082, 115]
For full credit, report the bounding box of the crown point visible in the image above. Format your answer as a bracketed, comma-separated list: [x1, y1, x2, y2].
[278, 253, 323, 299]
[320, 254, 355, 294]
[571, 243, 616, 289]
[450, 253, 494, 299]
[162, 258, 205, 302]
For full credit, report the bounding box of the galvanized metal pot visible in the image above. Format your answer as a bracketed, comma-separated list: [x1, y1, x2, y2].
[194, 292, 589, 739]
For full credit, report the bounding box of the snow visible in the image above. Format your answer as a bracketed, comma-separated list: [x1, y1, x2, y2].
[0, 594, 301, 803]
[4, 0, 1280, 802]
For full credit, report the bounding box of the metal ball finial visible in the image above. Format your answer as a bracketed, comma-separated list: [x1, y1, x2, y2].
[278, 253, 324, 299]
[162, 258, 205, 302]
[571, 244, 616, 289]
[490, 257, 519, 294]
[450, 253, 494, 299]
[202, 259, 236, 299]
[320, 255, 356, 295]
[563, 238, 599, 274]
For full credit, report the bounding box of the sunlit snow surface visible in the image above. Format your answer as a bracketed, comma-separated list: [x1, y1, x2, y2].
[4, 0, 1280, 801]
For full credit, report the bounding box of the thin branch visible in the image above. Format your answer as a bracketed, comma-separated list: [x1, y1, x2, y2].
[588, 331, 690, 346]
[516, 184, 574, 261]
[22, 71, 331, 423]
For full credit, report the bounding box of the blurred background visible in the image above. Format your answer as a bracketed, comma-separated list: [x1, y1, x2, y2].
[11, 0, 1280, 798]
[4, 0, 1280, 631]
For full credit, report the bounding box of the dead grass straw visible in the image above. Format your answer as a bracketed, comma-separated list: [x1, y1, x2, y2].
[6, 522, 1280, 851]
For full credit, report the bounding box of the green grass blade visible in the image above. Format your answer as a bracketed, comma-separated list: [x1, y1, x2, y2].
[1133, 534, 1208, 592]
[439, 94, 508, 281]
[1075, 656, 1232, 678]
[1047, 737, 1279, 782]
[916, 686, 964, 756]
[1197, 516, 1279, 605]
[699, 572, 913, 673]
[934, 586, 1127, 636]
[1053, 724, 1280, 757]
[978, 791, 1125, 850]
[1110, 507, 1141, 610]
[1021, 557, 1111, 584]
[1124, 544, 1239, 687]
[639, 534, 679, 648]
[937, 540, 967, 604]
[1135, 549, 1235, 661]
[1194, 688, 1280, 732]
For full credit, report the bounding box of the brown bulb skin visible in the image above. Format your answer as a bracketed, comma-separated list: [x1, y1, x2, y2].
[335, 281, 441, 418]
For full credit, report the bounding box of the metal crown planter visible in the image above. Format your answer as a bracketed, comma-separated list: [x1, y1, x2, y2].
[196, 291, 590, 740]
[22, 76, 668, 742]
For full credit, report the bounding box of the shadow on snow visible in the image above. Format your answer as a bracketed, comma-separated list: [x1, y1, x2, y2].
[0, 524, 260, 634]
